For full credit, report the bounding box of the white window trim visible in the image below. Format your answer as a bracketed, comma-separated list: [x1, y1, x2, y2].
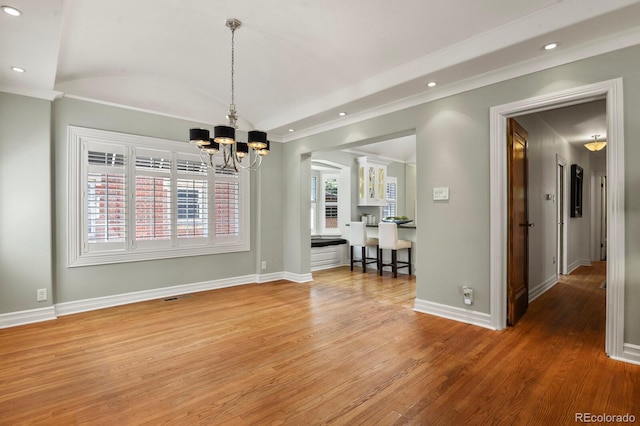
[68, 126, 250, 267]
[310, 174, 317, 233]
[382, 176, 398, 219]
[320, 173, 340, 234]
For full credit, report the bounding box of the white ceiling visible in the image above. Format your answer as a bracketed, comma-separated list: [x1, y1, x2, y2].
[535, 100, 607, 145]
[343, 136, 417, 164]
[2, 0, 640, 143]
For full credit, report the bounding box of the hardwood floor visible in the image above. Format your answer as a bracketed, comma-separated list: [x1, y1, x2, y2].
[1, 262, 638, 425]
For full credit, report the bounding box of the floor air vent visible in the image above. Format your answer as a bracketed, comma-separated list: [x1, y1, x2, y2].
[163, 294, 193, 302]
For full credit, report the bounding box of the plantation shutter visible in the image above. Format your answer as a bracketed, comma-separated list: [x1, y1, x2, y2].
[176, 155, 208, 240]
[383, 179, 397, 218]
[85, 143, 127, 251]
[214, 163, 240, 238]
[135, 149, 172, 245]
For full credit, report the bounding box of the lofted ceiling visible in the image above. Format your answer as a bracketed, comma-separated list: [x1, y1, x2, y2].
[2, 0, 640, 144]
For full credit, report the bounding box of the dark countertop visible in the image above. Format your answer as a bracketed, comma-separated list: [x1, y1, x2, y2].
[365, 224, 416, 229]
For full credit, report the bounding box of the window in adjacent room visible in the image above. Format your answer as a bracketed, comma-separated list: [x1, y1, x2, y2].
[310, 175, 317, 232]
[382, 176, 397, 219]
[322, 175, 339, 233]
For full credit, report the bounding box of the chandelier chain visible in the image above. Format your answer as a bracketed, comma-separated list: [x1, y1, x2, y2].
[230, 25, 235, 109]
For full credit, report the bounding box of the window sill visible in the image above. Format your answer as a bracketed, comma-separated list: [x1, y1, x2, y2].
[68, 240, 249, 267]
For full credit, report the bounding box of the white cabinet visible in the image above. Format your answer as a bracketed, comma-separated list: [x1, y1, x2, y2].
[357, 156, 388, 206]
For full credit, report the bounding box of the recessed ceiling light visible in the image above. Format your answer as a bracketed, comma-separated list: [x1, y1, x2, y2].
[427, 81, 437, 88]
[11, 66, 25, 73]
[544, 42, 558, 50]
[2, 5, 22, 16]
[288, 128, 295, 132]
[338, 112, 347, 117]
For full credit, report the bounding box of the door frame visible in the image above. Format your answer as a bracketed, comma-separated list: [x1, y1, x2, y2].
[590, 171, 607, 261]
[489, 78, 625, 359]
[557, 155, 568, 275]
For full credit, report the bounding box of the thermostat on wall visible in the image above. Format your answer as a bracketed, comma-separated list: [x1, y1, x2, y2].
[433, 187, 450, 201]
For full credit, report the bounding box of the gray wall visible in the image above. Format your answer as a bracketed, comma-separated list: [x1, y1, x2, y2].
[283, 44, 640, 345]
[0, 94, 284, 313]
[51, 97, 285, 302]
[0, 93, 53, 313]
[313, 150, 409, 223]
[2, 43, 640, 348]
[516, 113, 589, 292]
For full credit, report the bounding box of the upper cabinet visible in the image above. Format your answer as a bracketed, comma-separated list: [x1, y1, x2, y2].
[357, 156, 388, 206]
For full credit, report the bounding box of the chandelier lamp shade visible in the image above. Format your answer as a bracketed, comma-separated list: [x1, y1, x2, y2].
[584, 134, 607, 152]
[189, 18, 269, 171]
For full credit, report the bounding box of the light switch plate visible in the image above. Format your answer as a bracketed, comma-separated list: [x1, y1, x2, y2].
[433, 187, 450, 201]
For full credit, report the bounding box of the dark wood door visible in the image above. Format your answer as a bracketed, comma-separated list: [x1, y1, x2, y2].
[507, 118, 529, 326]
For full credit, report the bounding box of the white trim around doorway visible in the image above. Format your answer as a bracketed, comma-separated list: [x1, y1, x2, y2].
[489, 78, 625, 361]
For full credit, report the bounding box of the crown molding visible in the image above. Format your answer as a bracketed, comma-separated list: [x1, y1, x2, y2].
[280, 26, 640, 143]
[0, 82, 62, 101]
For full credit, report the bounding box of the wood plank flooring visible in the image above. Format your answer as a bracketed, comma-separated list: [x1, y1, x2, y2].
[1, 262, 638, 425]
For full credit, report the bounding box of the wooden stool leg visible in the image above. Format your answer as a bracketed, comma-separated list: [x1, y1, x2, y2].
[362, 246, 367, 272]
[379, 248, 383, 276]
[392, 249, 398, 278]
[408, 247, 412, 276]
[350, 245, 354, 271]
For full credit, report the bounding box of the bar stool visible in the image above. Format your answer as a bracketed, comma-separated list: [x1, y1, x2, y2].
[378, 222, 412, 278]
[349, 222, 379, 272]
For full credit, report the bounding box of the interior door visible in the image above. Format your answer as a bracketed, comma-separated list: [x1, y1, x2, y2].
[507, 118, 529, 326]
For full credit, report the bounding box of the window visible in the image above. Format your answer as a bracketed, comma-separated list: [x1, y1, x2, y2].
[68, 126, 249, 267]
[310, 175, 317, 232]
[382, 177, 397, 219]
[323, 176, 339, 231]
[176, 158, 208, 239]
[86, 149, 126, 249]
[135, 151, 172, 245]
[311, 164, 347, 235]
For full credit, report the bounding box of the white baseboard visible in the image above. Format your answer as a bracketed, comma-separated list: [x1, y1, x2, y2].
[529, 275, 558, 302]
[255, 272, 286, 283]
[612, 343, 640, 366]
[567, 259, 592, 274]
[413, 298, 495, 330]
[0, 306, 57, 329]
[2, 271, 315, 328]
[56, 274, 259, 316]
[283, 272, 313, 283]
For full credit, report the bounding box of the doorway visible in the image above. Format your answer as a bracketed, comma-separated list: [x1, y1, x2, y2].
[489, 79, 626, 359]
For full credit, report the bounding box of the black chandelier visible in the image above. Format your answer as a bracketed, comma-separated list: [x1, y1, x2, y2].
[189, 18, 269, 171]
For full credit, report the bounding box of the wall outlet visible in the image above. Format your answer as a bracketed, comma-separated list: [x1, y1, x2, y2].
[462, 286, 473, 305]
[36, 288, 47, 302]
[261, 261, 267, 270]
